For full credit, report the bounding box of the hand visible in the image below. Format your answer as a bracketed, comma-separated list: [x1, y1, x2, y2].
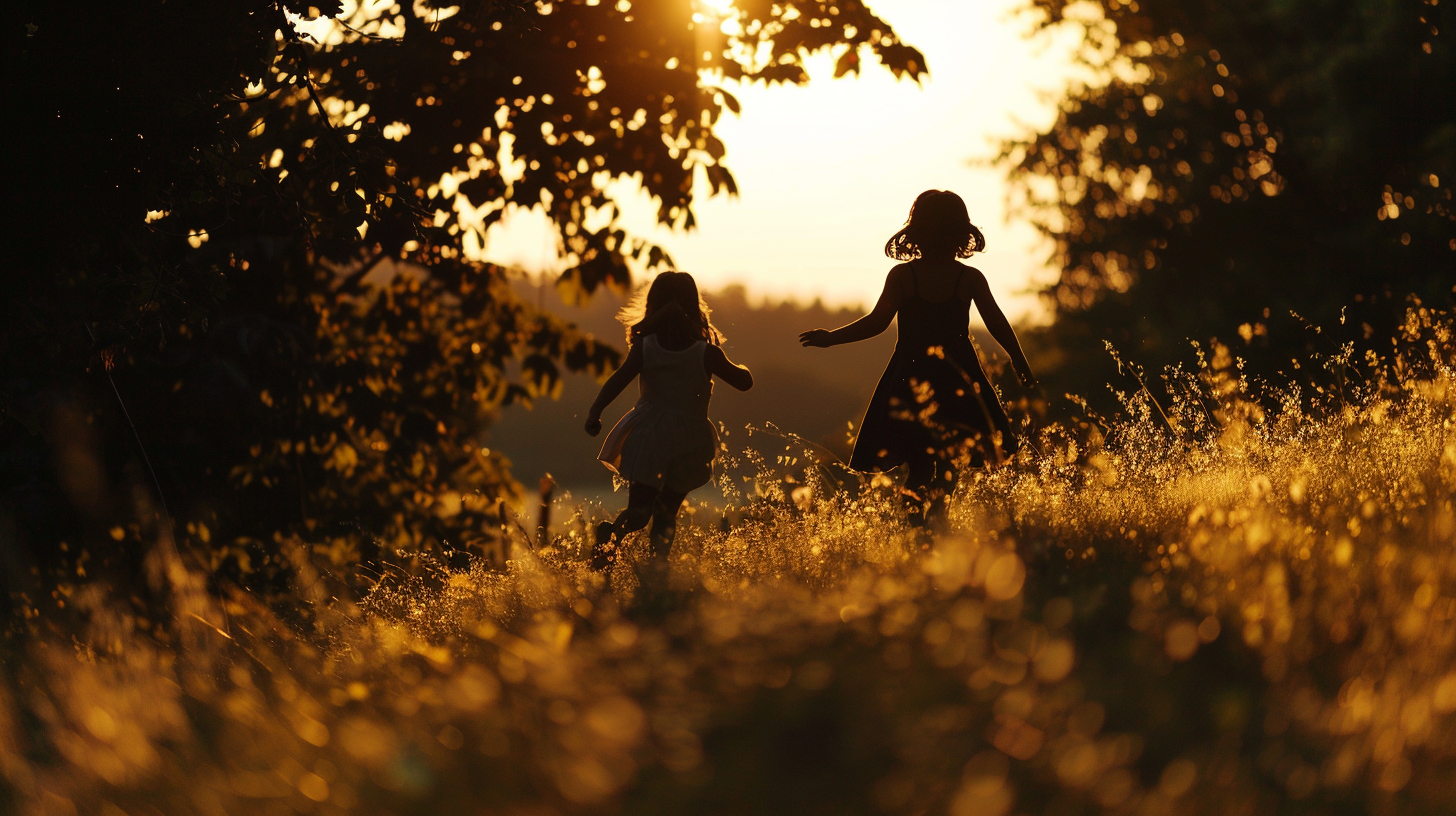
[585, 416, 602, 436]
[798, 328, 833, 348]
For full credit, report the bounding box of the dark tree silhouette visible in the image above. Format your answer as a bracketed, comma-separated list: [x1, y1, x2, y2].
[1006, 0, 1454, 398]
[1, 0, 925, 596]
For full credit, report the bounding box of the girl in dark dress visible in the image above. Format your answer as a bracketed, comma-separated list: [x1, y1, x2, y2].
[799, 190, 1036, 523]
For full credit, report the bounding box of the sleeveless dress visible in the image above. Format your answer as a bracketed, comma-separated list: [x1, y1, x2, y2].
[849, 263, 1014, 472]
[597, 335, 718, 492]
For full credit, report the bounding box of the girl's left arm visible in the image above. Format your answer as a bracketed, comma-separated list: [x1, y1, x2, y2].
[585, 344, 643, 436]
[705, 345, 753, 391]
[970, 275, 1037, 388]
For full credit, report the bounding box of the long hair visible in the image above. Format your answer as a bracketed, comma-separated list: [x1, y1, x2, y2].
[617, 271, 724, 346]
[884, 190, 986, 260]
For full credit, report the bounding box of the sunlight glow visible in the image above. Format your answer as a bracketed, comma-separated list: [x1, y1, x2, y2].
[484, 0, 1086, 323]
[692, 0, 736, 18]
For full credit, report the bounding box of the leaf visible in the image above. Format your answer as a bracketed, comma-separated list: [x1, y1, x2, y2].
[834, 48, 861, 79]
[458, 173, 507, 208]
[553, 270, 589, 307]
[645, 245, 675, 270]
[720, 89, 741, 114]
[877, 43, 929, 82]
[705, 164, 738, 197]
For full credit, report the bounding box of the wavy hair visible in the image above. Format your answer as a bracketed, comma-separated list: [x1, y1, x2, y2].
[617, 270, 724, 346]
[884, 189, 986, 260]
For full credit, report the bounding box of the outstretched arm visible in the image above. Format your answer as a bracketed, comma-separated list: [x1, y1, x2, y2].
[970, 275, 1037, 388]
[705, 344, 753, 391]
[585, 344, 643, 436]
[798, 267, 904, 348]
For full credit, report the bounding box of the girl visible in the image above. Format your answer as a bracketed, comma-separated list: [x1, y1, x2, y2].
[585, 271, 753, 570]
[799, 190, 1035, 524]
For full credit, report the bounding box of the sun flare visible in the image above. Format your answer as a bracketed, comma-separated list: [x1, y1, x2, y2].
[693, 0, 736, 17]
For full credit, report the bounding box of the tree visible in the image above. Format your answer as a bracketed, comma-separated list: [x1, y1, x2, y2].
[0, 0, 925, 600]
[1006, 0, 1454, 400]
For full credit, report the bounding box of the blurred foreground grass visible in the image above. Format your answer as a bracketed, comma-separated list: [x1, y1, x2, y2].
[5, 308, 1456, 816]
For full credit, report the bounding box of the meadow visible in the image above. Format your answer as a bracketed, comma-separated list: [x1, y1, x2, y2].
[4, 306, 1456, 816]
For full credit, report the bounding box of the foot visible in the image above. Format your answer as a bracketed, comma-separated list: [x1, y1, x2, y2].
[590, 522, 616, 571]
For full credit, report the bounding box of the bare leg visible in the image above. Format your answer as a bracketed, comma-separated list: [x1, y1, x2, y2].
[925, 458, 957, 526]
[905, 453, 956, 528]
[591, 483, 659, 570]
[647, 489, 688, 560]
[903, 452, 935, 526]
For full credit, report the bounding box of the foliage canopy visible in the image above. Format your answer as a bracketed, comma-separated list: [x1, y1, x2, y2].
[0, 0, 924, 595]
[1008, 0, 1455, 395]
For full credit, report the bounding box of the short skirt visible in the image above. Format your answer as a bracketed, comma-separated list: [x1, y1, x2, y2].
[598, 404, 718, 493]
[849, 342, 1012, 472]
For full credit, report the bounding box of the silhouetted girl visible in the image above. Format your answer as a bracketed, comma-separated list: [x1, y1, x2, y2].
[586, 271, 753, 569]
[799, 190, 1035, 523]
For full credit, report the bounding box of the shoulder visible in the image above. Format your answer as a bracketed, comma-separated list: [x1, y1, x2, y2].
[886, 262, 915, 281]
[956, 262, 988, 284]
[956, 263, 991, 298]
[883, 262, 915, 297]
[701, 341, 726, 372]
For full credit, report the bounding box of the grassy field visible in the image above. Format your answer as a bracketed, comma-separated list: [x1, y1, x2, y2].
[4, 309, 1456, 816]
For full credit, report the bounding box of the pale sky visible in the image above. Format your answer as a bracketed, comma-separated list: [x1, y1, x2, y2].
[483, 0, 1083, 323]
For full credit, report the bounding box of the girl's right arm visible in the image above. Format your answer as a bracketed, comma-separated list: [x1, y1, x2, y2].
[798, 267, 905, 348]
[585, 344, 643, 436]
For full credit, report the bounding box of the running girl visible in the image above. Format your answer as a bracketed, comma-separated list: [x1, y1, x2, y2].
[586, 271, 752, 569]
[799, 190, 1035, 524]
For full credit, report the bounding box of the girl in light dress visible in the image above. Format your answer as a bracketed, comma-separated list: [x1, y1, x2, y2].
[799, 190, 1036, 525]
[585, 271, 753, 570]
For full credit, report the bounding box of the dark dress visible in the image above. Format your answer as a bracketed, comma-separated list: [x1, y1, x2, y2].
[849, 263, 1014, 472]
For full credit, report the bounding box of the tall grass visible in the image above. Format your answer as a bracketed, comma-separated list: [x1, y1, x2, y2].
[4, 308, 1456, 816]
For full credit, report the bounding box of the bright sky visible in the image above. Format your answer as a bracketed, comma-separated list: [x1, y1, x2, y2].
[484, 0, 1084, 323]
